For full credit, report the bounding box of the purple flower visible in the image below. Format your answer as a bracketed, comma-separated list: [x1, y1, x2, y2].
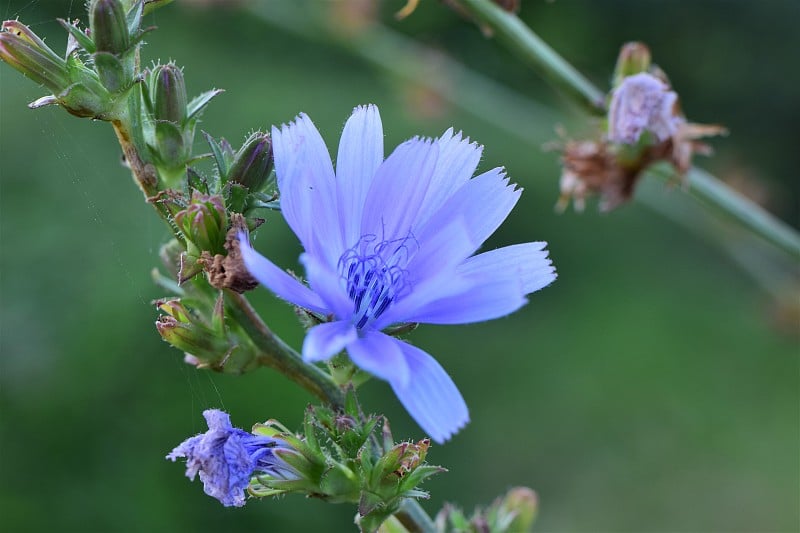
[608, 72, 682, 145]
[167, 409, 295, 507]
[240, 105, 556, 443]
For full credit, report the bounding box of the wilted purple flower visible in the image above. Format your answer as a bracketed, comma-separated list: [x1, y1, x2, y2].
[240, 105, 556, 443]
[608, 72, 682, 145]
[167, 409, 296, 507]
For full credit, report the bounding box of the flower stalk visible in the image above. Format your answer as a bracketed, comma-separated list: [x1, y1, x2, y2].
[457, 0, 606, 114]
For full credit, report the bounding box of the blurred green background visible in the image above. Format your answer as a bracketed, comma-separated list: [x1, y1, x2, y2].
[1, 1, 798, 531]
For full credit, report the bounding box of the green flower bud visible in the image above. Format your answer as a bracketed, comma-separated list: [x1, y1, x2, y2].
[156, 313, 230, 362]
[613, 41, 652, 87]
[0, 21, 70, 92]
[497, 487, 538, 532]
[156, 298, 258, 373]
[152, 63, 187, 124]
[227, 132, 274, 191]
[174, 192, 227, 254]
[90, 0, 130, 55]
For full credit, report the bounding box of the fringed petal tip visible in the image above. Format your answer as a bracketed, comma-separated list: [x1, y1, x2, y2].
[438, 126, 483, 153]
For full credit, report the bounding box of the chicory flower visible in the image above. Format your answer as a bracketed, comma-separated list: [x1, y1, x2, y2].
[167, 409, 296, 507]
[240, 105, 556, 442]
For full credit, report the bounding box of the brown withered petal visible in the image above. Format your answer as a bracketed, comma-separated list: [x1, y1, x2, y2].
[557, 139, 642, 212]
[199, 214, 258, 293]
[670, 122, 728, 174]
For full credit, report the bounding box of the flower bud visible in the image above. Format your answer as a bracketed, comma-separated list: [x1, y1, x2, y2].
[155, 314, 231, 361]
[174, 192, 227, 254]
[496, 487, 538, 532]
[151, 63, 187, 124]
[90, 0, 130, 55]
[613, 42, 651, 87]
[227, 132, 274, 191]
[155, 298, 247, 370]
[0, 21, 69, 92]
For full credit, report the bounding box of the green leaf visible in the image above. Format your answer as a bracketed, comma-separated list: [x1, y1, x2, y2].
[226, 182, 248, 213]
[126, 0, 144, 35]
[187, 167, 209, 194]
[93, 51, 125, 93]
[186, 88, 224, 123]
[203, 131, 228, 178]
[143, 0, 175, 15]
[398, 465, 445, 493]
[58, 19, 95, 54]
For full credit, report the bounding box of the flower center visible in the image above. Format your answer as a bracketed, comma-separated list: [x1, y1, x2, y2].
[338, 234, 417, 329]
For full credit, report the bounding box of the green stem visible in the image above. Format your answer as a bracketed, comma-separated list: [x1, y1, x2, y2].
[394, 499, 437, 533]
[225, 291, 345, 408]
[455, 0, 800, 259]
[649, 164, 800, 259]
[458, 0, 606, 114]
[112, 117, 183, 243]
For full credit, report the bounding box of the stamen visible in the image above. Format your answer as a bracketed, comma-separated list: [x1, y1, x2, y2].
[338, 233, 417, 329]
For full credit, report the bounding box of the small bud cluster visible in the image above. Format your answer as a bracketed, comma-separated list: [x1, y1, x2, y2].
[555, 42, 726, 212]
[0, 0, 150, 118]
[248, 391, 445, 532]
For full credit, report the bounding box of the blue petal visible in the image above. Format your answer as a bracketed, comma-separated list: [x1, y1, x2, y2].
[222, 432, 255, 506]
[302, 320, 358, 363]
[397, 243, 555, 325]
[300, 252, 353, 320]
[203, 409, 233, 430]
[416, 167, 520, 253]
[239, 235, 329, 314]
[360, 137, 438, 241]
[399, 277, 527, 325]
[376, 217, 475, 327]
[389, 337, 469, 443]
[415, 129, 483, 228]
[458, 242, 556, 294]
[336, 105, 384, 245]
[345, 330, 410, 388]
[272, 114, 344, 266]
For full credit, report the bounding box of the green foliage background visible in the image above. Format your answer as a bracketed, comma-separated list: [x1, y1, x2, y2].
[1, 1, 797, 531]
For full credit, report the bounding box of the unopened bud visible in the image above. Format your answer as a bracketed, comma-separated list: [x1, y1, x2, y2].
[613, 42, 652, 87]
[498, 487, 538, 532]
[90, 0, 130, 55]
[174, 192, 227, 254]
[156, 315, 230, 360]
[0, 21, 69, 91]
[152, 63, 187, 124]
[228, 132, 273, 191]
